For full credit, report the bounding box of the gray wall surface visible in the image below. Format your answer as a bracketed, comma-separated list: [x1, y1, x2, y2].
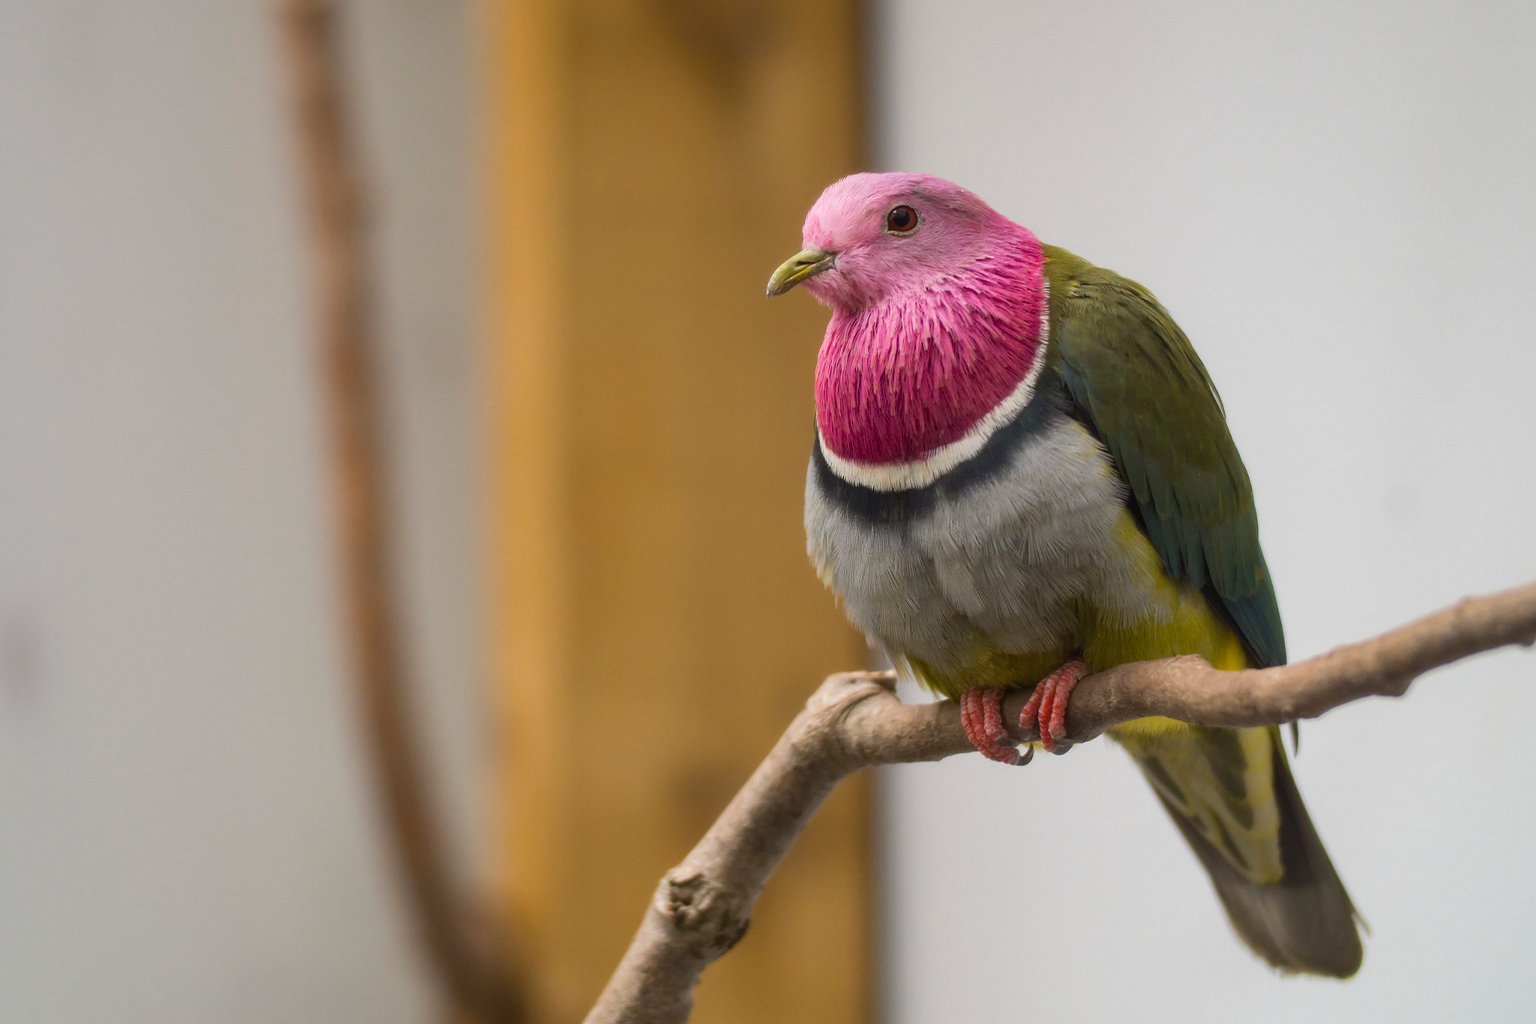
[874, 2, 1536, 1021]
[0, 3, 482, 1021]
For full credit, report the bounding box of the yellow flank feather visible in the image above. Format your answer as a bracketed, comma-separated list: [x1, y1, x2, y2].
[1087, 512, 1249, 736]
[910, 644, 1069, 698]
[1086, 513, 1249, 672]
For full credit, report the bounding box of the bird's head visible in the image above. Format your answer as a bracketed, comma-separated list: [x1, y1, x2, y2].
[768, 172, 1047, 467]
[766, 172, 1011, 310]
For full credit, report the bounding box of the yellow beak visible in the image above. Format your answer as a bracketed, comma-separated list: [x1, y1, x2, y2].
[765, 247, 836, 297]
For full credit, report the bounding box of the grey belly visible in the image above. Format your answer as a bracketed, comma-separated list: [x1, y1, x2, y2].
[804, 414, 1149, 676]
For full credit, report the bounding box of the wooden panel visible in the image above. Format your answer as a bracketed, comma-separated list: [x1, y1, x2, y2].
[485, 2, 870, 1021]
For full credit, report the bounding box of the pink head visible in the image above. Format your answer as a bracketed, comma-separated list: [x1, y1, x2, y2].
[768, 173, 1049, 469]
[770, 173, 1014, 309]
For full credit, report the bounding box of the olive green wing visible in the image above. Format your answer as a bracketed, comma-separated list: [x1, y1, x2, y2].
[1042, 245, 1285, 669]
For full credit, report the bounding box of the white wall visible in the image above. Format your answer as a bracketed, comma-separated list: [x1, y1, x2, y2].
[0, 3, 482, 1021]
[874, 2, 1536, 1021]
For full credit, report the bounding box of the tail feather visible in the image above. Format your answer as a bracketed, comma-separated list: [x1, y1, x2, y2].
[1128, 725, 1363, 977]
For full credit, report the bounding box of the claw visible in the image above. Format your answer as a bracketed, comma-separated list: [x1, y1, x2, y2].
[959, 688, 1028, 765]
[1018, 659, 1089, 754]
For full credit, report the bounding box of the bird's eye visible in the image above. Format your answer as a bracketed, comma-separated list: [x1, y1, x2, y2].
[884, 204, 919, 235]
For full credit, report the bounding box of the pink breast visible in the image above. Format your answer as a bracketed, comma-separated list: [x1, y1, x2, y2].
[814, 255, 1047, 465]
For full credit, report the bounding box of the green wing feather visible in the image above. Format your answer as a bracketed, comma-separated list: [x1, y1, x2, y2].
[1042, 245, 1286, 669]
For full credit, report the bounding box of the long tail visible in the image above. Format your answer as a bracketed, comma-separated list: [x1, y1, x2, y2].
[1118, 723, 1363, 977]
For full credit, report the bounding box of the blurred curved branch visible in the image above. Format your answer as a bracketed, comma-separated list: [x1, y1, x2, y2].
[585, 582, 1536, 1024]
[279, 2, 522, 1020]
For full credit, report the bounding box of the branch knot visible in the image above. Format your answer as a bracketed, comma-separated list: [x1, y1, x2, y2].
[657, 871, 750, 961]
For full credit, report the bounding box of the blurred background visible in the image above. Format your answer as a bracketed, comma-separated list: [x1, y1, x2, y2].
[2, 2, 1534, 1023]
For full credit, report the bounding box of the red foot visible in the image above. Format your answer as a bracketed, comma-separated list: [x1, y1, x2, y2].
[959, 688, 1031, 766]
[1017, 659, 1089, 754]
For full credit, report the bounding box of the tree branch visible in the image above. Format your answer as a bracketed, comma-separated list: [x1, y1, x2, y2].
[278, 3, 523, 1020]
[584, 581, 1536, 1024]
